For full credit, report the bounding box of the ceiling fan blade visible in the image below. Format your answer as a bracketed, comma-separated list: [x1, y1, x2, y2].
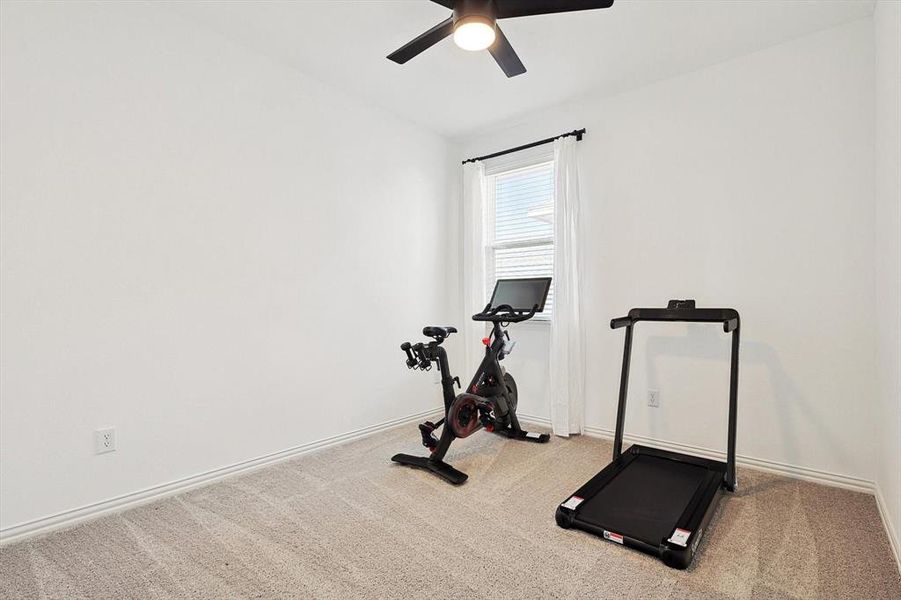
[496, 0, 614, 19]
[429, 0, 455, 8]
[387, 17, 454, 64]
[488, 26, 526, 78]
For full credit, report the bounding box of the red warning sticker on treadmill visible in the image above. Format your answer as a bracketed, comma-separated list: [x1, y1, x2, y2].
[668, 528, 691, 547]
[561, 496, 584, 510]
[603, 530, 624, 545]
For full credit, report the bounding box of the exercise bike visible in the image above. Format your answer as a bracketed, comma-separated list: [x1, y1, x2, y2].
[392, 277, 552, 485]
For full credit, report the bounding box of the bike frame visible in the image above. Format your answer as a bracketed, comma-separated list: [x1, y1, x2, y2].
[430, 320, 519, 461]
[392, 278, 552, 485]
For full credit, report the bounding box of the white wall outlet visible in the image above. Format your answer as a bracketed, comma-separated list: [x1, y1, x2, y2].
[94, 428, 116, 454]
[648, 390, 660, 408]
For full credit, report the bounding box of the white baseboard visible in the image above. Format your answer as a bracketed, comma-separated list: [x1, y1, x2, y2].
[6, 407, 898, 576]
[874, 483, 901, 573]
[518, 413, 553, 427]
[517, 413, 873, 493]
[0, 407, 441, 545]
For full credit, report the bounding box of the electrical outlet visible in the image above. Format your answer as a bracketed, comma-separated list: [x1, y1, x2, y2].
[94, 428, 116, 454]
[648, 390, 660, 408]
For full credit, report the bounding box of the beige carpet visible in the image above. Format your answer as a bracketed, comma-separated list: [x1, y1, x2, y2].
[1, 425, 899, 599]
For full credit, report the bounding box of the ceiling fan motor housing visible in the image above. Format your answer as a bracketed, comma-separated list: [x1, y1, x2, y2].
[453, 0, 497, 30]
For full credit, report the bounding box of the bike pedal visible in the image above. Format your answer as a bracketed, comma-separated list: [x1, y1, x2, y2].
[418, 423, 439, 449]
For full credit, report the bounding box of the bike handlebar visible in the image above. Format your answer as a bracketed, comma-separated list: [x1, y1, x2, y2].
[471, 303, 540, 323]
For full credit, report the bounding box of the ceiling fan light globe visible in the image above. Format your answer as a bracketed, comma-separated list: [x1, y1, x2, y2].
[453, 16, 496, 51]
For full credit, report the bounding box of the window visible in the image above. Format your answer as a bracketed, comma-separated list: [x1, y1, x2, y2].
[485, 154, 555, 318]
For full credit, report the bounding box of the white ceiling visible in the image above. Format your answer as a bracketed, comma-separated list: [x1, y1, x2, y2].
[170, 0, 875, 140]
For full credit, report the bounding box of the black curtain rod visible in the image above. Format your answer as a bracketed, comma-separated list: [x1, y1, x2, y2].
[461, 128, 586, 165]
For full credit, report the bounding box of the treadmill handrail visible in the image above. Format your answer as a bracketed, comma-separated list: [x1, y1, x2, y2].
[610, 308, 740, 333]
[610, 301, 741, 491]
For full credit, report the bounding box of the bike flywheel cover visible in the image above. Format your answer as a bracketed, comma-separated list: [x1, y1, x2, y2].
[448, 393, 483, 438]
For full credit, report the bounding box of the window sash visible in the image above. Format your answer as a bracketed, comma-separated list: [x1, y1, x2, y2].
[484, 157, 555, 320]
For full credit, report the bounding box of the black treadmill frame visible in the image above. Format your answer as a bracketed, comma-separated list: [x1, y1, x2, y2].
[556, 301, 740, 569]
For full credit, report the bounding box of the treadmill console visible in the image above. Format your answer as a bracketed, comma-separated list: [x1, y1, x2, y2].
[667, 299, 696, 309]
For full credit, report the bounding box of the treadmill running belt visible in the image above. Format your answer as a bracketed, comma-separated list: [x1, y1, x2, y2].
[576, 454, 709, 544]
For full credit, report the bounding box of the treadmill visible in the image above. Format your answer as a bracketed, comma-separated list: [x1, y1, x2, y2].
[555, 300, 739, 569]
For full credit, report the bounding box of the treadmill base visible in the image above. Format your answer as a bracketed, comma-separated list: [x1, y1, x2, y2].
[556, 444, 729, 569]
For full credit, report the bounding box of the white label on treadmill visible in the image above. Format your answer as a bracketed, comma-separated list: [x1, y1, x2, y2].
[525, 432, 542, 440]
[603, 531, 624, 545]
[561, 496, 584, 510]
[668, 528, 692, 547]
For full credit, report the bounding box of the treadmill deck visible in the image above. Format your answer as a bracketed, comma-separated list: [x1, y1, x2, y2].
[576, 453, 712, 544]
[556, 444, 728, 569]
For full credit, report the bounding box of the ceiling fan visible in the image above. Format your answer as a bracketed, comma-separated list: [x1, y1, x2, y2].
[387, 0, 615, 78]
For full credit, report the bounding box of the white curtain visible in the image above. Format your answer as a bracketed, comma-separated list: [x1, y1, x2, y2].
[462, 161, 487, 375]
[549, 136, 585, 436]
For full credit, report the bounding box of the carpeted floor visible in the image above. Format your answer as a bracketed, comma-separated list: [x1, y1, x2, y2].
[1, 425, 899, 599]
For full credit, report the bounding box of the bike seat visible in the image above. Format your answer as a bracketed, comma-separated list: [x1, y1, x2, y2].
[423, 326, 457, 339]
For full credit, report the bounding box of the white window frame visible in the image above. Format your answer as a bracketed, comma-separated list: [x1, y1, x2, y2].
[484, 147, 555, 321]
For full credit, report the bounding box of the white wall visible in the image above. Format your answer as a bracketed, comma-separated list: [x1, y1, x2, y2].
[874, 0, 901, 556]
[458, 19, 877, 483]
[0, 2, 454, 532]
